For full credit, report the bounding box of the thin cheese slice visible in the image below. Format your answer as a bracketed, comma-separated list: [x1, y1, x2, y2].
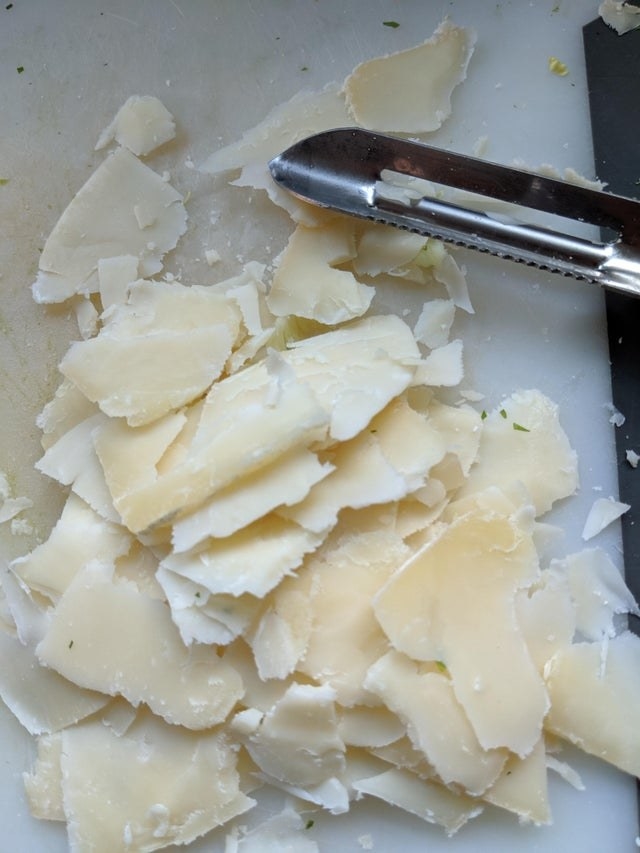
[36, 562, 243, 729]
[365, 651, 507, 795]
[60, 713, 254, 852]
[35, 412, 120, 522]
[562, 548, 639, 639]
[62, 281, 242, 426]
[459, 389, 579, 516]
[97, 255, 139, 310]
[483, 738, 550, 826]
[515, 568, 576, 673]
[36, 379, 98, 451]
[114, 374, 328, 533]
[343, 20, 476, 133]
[95, 95, 176, 156]
[171, 448, 333, 551]
[203, 84, 352, 225]
[0, 630, 109, 736]
[23, 733, 65, 821]
[237, 683, 345, 788]
[353, 768, 483, 836]
[544, 631, 640, 777]
[297, 528, 410, 707]
[267, 221, 374, 325]
[374, 495, 548, 756]
[32, 148, 187, 303]
[161, 515, 323, 599]
[11, 493, 131, 599]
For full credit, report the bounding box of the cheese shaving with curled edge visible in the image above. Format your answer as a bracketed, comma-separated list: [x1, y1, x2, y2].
[3, 17, 640, 853]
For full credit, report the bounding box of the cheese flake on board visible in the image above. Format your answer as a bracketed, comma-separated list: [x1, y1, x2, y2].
[60, 713, 254, 852]
[581, 496, 630, 541]
[374, 495, 548, 756]
[544, 632, 640, 778]
[35, 563, 243, 729]
[458, 389, 579, 516]
[32, 148, 187, 303]
[267, 221, 374, 325]
[365, 651, 508, 795]
[95, 95, 176, 156]
[343, 20, 476, 133]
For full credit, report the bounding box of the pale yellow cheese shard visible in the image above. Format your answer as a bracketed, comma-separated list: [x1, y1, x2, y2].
[32, 148, 187, 303]
[280, 432, 411, 534]
[267, 221, 374, 325]
[483, 738, 551, 826]
[250, 585, 313, 680]
[60, 713, 254, 853]
[160, 515, 323, 599]
[36, 379, 98, 451]
[94, 409, 187, 504]
[225, 805, 320, 853]
[61, 326, 234, 427]
[36, 563, 243, 729]
[0, 630, 109, 736]
[544, 631, 640, 777]
[581, 496, 630, 541]
[97, 255, 139, 310]
[114, 373, 329, 533]
[282, 397, 446, 533]
[411, 339, 464, 387]
[11, 493, 131, 599]
[156, 567, 261, 646]
[369, 735, 436, 779]
[343, 20, 476, 133]
[338, 706, 405, 748]
[284, 314, 421, 441]
[202, 84, 352, 225]
[561, 548, 639, 639]
[171, 448, 333, 551]
[353, 223, 427, 278]
[365, 651, 508, 795]
[459, 389, 579, 516]
[297, 528, 410, 707]
[36, 412, 120, 523]
[374, 495, 548, 756]
[238, 683, 345, 788]
[414, 299, 456, 349]
[23, 733, 65, 821]
[95, 95, 176, 156]
[516, 568, 576, 673]
[352, 768, 483, 836]
[61, 281, 242, 426]
[599, 0, 640, 34]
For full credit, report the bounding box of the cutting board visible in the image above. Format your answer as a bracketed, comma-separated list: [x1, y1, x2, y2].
[1, 1, 638, 851]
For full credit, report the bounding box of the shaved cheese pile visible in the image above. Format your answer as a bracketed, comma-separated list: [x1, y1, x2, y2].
[2, 17, 640, 853]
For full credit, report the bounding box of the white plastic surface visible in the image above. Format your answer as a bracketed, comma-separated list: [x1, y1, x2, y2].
[1, 1, 638, 851]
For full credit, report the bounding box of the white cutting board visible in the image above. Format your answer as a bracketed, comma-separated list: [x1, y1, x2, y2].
[0, 1, 637, 851]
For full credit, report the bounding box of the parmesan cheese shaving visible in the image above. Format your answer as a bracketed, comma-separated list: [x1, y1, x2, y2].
[95, 95, 176, 156]
[343, 20, 476, 133]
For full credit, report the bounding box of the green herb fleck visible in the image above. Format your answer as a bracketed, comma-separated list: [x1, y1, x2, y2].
[195, 591, 201, 598]
[435, 660, 447, 672]
[551, 3, 560, 12]
[513, 422, 530, 432]
[499, 408, 508, 419]
[0, 178, 9, 186]
[383, 20, 400, 28]
[480, 409, 487, 420]
[305, 819, 315, 830]
[17, 65, 24, 74]
[301, 65, 309, 72]
[68, 640, 74, 649]
[6, 3, 14, 9]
